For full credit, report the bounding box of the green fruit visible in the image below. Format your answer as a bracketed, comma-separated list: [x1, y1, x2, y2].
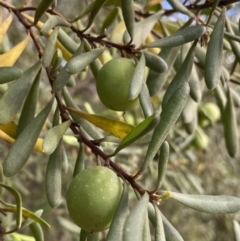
[199, 102, 220, 127]
[66, 166, 123, 232]
[96, 58, 138, 111]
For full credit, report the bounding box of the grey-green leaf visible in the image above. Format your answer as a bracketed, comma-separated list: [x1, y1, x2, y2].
[42, 27, 59, 68]
[233, 220, 240, 241]
[139, 81, 154, 118]
[0, 183, 22, 232]
[204, 8, 225, 90]
[143, 51, 168, 73]
[17, 69, 41, 136]
[169, 191, 240, 214]
[135, 83, 189, 178]
[41, 15, 70, 35]
[128, 54, 145, 100]
[147, 204, 184, 241]
[57, 28, 79, 54]
[50, 49, 63, 78]
[3, 98, 54, 177]
[123, 193, 149, 241]
[162, 40, 197, 107]
[46, 139, 63, 208]
[83, 0, 109, 31]
[223, 86, 239, 157]
[153, 141, 169, 192]
[62, 87, 101, 139]
[0, 61, 42, 125]
[189, 64, 202, 102]
[29, 222, 44, 241]
[142, 25, 206, 49]
[124, 10, 164, 48]
[43, 120, 71, 155]
[154, 203, 166, 241]
[65, 47, 105, 74]
[0, 67, 23, 84]
[161, 213, 184, 241]
[34, 0, 55, 25]
[114, 113, 159, 155]
[167, 0, 195, 18]
[73, 144, 85, 178]
[121, 0, 134, 43]
[106, 184, 129, 241]
[147, 47, 179, 96]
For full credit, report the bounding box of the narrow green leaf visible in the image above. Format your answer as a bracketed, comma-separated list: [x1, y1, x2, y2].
[154, 203, 166, 241]
[0, 61, 42, 125]
[169, 191, 240, 214]
[65, 106, 134, 139]
[29, 222, 44, 241]
[0, 200, 50, 228]
[128, 54, 145, 100]
[162, 40, 197, 107]
[65, 47, 105, 74]
[0, 183, 22, 232]
[143, 51, 168, 73]
[46, 139, 63, 208]
[106, 184, 129, 241]
[167, 0, 195, 18]
[100, 8, 119, 33]
[181, 97, 198, 134]
[121, 0, 134, 43]
[123, 193, 149, 241]
[84, 40, 102, 79]
[50, 49, 63, 78]
[17, 69, 41, 136]
[139, 81, 154, 118]
[62, 146, 68, 173]
[73, 143, 85, 178]
[34, 0, 55, 25]
[3, 98, 54, 177]
[83, 0, 109, 31]
[0, 67, 23, 84]
[223, 86, 239, 157]
[206, 0, 221, 25]
[124, 10, 164, 48]
[153, 141, 169, 192]
[205, 8, 225, 90]
[52, 42, 84, 92]
[21, 210, 43, 229]
[57, 28, 79, 54]
[214, 84, 226, 112]
[225, 16, 240, 62]
[147, 47, 179, 96]
[43, 120, 71, 155]
[143, 213, 151, 241]
[42, 27, 59, 68]
[135, 83, 189, 178]
[189, 64, 202, 103]
[40, 15, 70, 35]
[62, 87, 102, 139]
[52, 65, 71, 92]
[161, 213, 184, 241]
[142, 25, 206, 49]
[114, 113, 159, 155]
[233, 220, 240, 241]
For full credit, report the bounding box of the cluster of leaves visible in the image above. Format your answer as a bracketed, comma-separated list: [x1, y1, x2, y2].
[0, 0, 239, 240]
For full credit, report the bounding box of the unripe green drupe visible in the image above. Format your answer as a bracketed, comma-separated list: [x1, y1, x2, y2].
[66, 166, 123, 232]
[96, 58, 138, 111]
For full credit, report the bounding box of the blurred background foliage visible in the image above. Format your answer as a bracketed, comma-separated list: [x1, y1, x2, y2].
[0, 0, 240, 240]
